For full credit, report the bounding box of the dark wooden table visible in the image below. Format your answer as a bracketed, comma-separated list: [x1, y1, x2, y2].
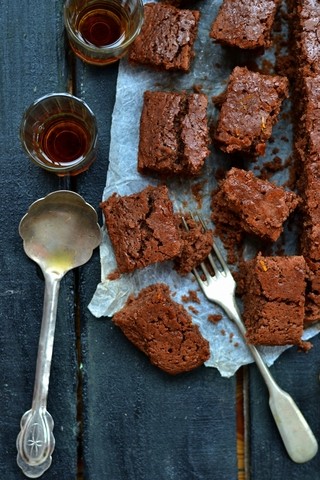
[1, 1, 320, 479]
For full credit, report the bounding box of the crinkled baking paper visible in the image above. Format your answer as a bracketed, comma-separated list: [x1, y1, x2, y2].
[89, 0, 320, 377]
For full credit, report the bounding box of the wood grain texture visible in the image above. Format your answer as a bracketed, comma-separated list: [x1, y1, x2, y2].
[74, 59, 239, 479]
[0, 1, 78, 478]
[2, 0, 320, 478]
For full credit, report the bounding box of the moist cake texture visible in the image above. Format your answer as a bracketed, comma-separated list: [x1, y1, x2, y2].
[210, 0, 280, 50]
[288, 0, 320, 75]
[215, 167, 300, 242]
[214, 66, 289, 156]
[287, 2, 320, 322]
[128, 2, 200, 72]
[101, 185, 182, 273]
[113, 283, 210, 374]
[174, 214, 213, 275]
[242, 254, 306, 346]
[290, 75, 320, 322]
[138, 91, 209, 177]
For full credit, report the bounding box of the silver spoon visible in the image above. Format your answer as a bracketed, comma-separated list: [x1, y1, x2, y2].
[16, 190, 102, 478]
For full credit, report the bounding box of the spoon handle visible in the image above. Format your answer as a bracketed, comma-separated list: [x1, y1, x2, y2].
[17, 273, 61, 478]
[16, 408, 54, 478]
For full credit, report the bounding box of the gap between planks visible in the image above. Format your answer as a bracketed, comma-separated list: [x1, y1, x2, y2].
[237, 366, 250, 480]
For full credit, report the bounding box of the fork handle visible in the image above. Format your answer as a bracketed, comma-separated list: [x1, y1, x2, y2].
[225, 301, 318, 463]
[248, 340, 318, 463]
[269, 384, 318, 463]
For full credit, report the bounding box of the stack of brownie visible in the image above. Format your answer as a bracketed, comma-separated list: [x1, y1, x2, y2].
[287, 1, 320, 323]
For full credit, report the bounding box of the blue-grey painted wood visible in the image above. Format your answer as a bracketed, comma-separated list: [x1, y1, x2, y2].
[3, 0, 320, 478]
[74, 62, 239, 479]
[248, 335, 320, 479]
[0, 1, 78, 478]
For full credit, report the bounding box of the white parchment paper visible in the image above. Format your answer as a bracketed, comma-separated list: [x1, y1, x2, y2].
[88, 0, 320, 377]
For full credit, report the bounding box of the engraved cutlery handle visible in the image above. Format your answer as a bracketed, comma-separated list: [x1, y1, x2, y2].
[17, 273, 60, 477]
[16, 407, 55, 478]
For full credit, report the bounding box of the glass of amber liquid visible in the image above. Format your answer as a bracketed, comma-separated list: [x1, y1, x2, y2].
[63, 0, 144, 65]
[20, 93, 98, 176]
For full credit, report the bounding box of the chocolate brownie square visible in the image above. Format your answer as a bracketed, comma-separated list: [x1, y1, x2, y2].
[216, 168, 300, 242]
[113, 283, 210, 374]
[287, 0, 320, 75]
[138, 91, 209, 177]
[101, 185, 182, 273]
[242, 254, 306, 346]
[128, 2, 200, 72]
[210, 0, 280, 50]
[214, 67, 289, 156]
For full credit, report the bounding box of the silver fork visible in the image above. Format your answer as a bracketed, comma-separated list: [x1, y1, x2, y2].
[183, 215, 318, 463]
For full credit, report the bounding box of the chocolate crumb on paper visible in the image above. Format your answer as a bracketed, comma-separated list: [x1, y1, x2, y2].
[181, 289, 201, 304]
[208, 314, 223, 324]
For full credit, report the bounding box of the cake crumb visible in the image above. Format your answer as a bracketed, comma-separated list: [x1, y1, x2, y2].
[193, 84, 203, 93]
[107, 271, 121, 280]
[208, 314, 223, 324]
[181, 289, 201, 304]
[191, 181, 207, 208]
[298, 340, 313, 352]
[188, 305, 199, 315]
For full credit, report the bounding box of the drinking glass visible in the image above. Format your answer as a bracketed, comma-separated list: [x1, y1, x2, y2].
[20, 93, 98, 176]
[64, 0, 144, 65]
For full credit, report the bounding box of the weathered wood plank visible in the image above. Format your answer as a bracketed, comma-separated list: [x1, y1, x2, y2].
[0, 1, 78, 478]
[83, 319, 238, 480]
[75, 62, 238, 479]
[248, 335, 320, 479]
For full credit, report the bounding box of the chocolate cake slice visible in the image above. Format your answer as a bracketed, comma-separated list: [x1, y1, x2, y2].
[113, 283, 210, 374]
[138, 91, 209, 177]
[214, 167, 300, 242]
[210, 0, 280, 50]
[242, 254, 306, 346]
[214, 67, 289, 157]
[101, 185, 182, 273]
[128, 2, 200, 72]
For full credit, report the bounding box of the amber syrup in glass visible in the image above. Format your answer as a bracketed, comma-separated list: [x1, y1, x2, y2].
[76, 1, 128, 48]
[40, 116, 90, 167]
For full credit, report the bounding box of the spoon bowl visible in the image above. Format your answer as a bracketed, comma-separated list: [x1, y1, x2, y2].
[16, 190, 101, 478]
[19, 190, 101, 276]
